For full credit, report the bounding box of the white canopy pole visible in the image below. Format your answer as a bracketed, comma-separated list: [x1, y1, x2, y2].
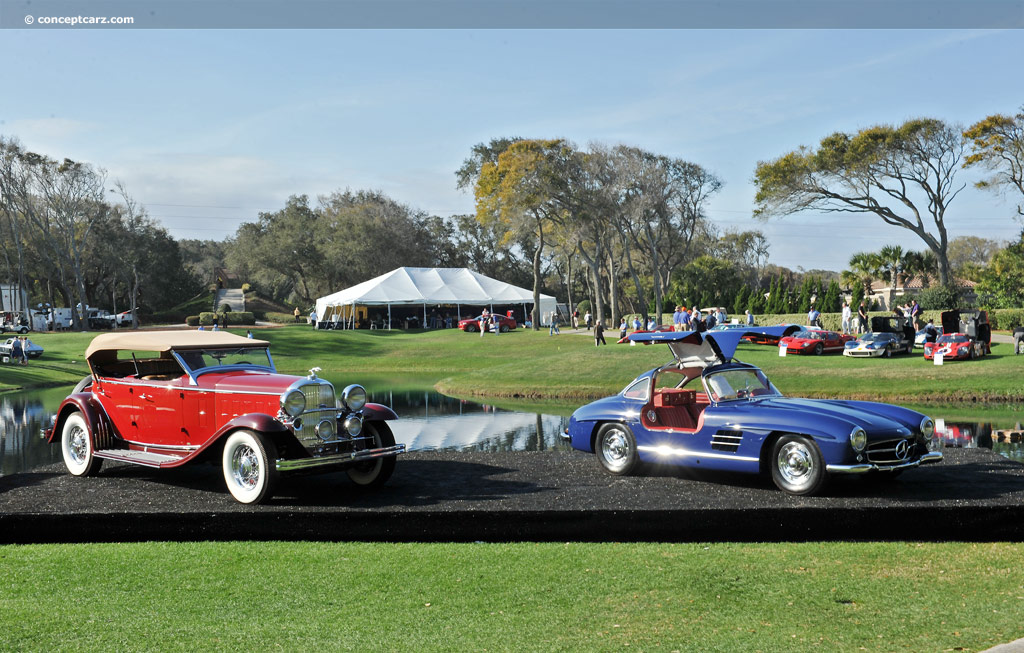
[423, 303, 427, 329]
[388, 304, 392, 330]
[457, 304, 461, 321]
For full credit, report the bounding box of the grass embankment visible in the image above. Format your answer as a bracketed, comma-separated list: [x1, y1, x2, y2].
[1, 541, 1021, 652]
[3, 325, 1023, 404]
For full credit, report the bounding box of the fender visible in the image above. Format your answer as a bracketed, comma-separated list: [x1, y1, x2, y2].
[362, 402, 398, 421]
[47, 393, 117, 450]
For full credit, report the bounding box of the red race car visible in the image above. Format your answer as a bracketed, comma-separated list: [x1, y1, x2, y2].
[778, 329, 855, 355]
[458, 314, 517, 333]
[923, 333, 986, 361]
[923, 310, 991, 361]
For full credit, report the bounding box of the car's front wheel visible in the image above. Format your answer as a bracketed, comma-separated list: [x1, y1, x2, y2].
[222, 430, 279, 504]
[465, 323, 477, 332]
[813, 343, 824, 356]
[596, 423, 639, 475]
[61, 411, 103, 476]
[770, 434, 826, 496]
[500, 325, 510, 333]
[347, 422, 397, 487]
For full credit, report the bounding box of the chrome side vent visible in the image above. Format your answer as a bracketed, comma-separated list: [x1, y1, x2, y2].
[711, 430, 742, 452]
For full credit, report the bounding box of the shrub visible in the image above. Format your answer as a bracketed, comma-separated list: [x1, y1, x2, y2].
[220, 304, 232, 313]
[576, 300, 591, 315]
[266, 311, 297, 324]
[197, 311, 255, 326]
[185, 315, 199, 327]
[916, 285, 964, 312]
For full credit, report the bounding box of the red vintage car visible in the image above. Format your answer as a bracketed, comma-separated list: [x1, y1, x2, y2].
[778, 329, 855, 355]
[458, 314, 517, 333]
[922, 309, 991, 361]
[46, 331, 404, 504]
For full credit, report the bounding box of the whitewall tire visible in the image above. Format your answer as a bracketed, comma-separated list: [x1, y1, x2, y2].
[222, 430, 279, 504]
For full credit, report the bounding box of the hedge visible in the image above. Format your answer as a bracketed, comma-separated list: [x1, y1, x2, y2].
[197, 311, 255, 326]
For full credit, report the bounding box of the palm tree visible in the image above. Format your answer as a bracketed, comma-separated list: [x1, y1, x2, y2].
[879, 244, 909, 291]
[844, 251, 884, 299]
[903, 250, 938, 288]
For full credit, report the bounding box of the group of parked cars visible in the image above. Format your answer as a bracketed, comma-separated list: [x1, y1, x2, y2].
[47, 320, 951, 504]
[769, 310, 996, 362]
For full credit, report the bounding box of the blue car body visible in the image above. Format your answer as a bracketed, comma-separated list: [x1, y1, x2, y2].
[566, 327, 942, 495]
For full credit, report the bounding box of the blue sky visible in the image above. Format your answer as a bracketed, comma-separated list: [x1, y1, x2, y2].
[1, 28, 1021, 270]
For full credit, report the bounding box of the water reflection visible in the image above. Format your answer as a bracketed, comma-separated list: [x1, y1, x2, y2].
[1, 385, 1019, 477]
[0, 386, 570, 477]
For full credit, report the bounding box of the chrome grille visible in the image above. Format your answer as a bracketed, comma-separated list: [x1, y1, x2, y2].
[866, 438, 915, 464]
[303, 383, 335, 410]
[295, 382, 337, 450]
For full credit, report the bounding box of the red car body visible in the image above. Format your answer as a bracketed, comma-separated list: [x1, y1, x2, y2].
[458, 314, 517, 332]
[778, 329, 855, 355]
[45, 331, 404, 503]
[923, 333, 986, 361]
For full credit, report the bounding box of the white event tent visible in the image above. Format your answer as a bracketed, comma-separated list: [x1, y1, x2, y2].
[314, 267, 557, 329]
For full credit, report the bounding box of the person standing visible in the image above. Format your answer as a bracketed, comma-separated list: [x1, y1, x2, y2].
[479, 313, 487, 337]
[807, 305, 821, 328]
[584, 310, 592, 330]
[18, 336, 29, 365]
[745, 309, 755, 326]
[619, 318, 627, 340]
[841, 302, 852, 334]
[672, 306, 682, 332]
[549, 312, 560, 336]
[910, 299, 922, 330]
[491, 313, 501, 334]
[632, 315, 642, 331]
[680, 307, 692, 331]
[594, 320, 606, 346]
[293, 307, 300, 322]
[858, 302, 869, 333]
[572, 309, 580, 329]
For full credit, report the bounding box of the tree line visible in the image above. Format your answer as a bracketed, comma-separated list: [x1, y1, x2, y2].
[0, 137, 197, 330]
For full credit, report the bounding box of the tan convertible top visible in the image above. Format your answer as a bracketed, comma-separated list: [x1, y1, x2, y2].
[85, 330, 270, 361]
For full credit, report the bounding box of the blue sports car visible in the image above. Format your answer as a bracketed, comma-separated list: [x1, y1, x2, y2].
[564, 327, 942, 495]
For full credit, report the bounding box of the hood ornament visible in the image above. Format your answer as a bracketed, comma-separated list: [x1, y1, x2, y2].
[307, 366, 321, 380]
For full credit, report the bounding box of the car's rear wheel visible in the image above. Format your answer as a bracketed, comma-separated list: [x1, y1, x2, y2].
[61, 412, 102, 476]
[596, 423, 639, 475]
[465, 324, 477, 332]
[770, 434, 826, 495]
[500, 325, 510, 333]
[813, 343, 824, 356]
[347, 422, 397, 487]
[884, 346, 893, 358]
[222, 430, 278, 504]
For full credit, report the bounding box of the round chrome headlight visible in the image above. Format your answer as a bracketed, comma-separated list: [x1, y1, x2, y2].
[342, 384, 367, 412]
[920, 417, 934, 441]
[316, 418, 335, 441]
[344, 414, 363, 437]
[281, 389, 306, 417]
[849, 427, 867, 452]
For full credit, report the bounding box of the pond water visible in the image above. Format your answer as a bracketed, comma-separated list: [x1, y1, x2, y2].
[2, 382, 1021, 477]
[0, 383, 571, 477]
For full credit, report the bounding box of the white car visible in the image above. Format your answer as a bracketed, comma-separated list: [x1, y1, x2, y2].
[0, 337, 44, 359]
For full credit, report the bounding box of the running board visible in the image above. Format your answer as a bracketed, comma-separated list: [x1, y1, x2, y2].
[94, 449, 185, 467]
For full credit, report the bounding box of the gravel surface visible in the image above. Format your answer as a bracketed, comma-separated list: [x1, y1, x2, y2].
[2, 448, 1023, 543]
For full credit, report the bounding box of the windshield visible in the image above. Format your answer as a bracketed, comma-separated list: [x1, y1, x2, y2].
[792, 330, 822, 340]
[703, 368, 781, 402]
[176, 347, 274, 373]
[937, 334, 968, 344]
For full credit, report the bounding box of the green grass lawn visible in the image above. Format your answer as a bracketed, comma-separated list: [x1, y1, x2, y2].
[1, 541, 1021, 652]
[4, 325, 1023, 404]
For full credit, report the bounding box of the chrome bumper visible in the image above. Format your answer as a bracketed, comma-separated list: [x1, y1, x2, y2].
[827, 450, 943, 474]
[276, 444, 406, 472]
